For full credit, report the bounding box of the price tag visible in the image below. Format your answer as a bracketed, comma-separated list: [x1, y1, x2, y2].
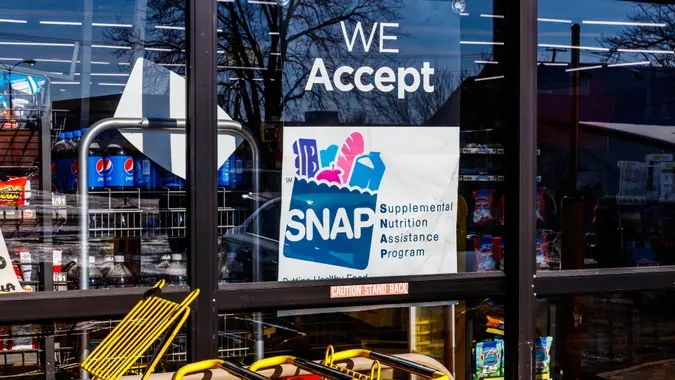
[52, 194, 66, 207]
[0, 230, 21, 293]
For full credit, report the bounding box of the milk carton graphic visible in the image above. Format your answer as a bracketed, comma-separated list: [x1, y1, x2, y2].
[283, 132, 386, 270]
[349, 152, 385, 191]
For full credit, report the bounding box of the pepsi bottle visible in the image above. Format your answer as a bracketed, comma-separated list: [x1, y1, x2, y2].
[60, 131, 78, 193]
[51, 132, 66, 193]
[104, 134, 134, 191]
[218, 159, 231, 187]
[135, 156, 160, 191]
[162, 170, 185, 190]
[88, 133, 104, 191]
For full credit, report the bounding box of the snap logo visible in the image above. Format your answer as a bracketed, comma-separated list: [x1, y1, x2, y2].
[283, 132, 386, 270]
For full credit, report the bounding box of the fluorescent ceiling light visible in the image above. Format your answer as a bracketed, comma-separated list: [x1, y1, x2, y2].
[617, 48, 673, 54]
[460, 41, 504, 45]
[270, 52, 281, 56]
[0, 19, 27, 24]
[248, 0, 277, 4]
[145, 47, 173, 52]
[74, 73, 129, 77]
[217, 29, 223, 33]
[269, 32, 279, 35]
[157, 63, 185, 67]
[40, 21, 82, 26]
[51, 81, 80, 85]
[538, 18, 572, 23]
[541, 62, 568, 66]
[93, 22, 132, 28]
[475, 75, 505, 82]
[218, 65, 265, 70]
[475, 60, 498, 64]
[459, 12, 470, 16]
[480, 14, 504, 19]
[93, 44, 131, 50]
[77, 60, 110, 65]
[0, 57, 24, 61]
[47, 72, 64, 75]
[36, 58, 71, 63]
[155, 25, 185, 30]
[582, 20, 666, 27]
[565, 65, 603, 72]
[608, 61, 651, 67]
[98, 83, 126, 86]
[0, 41, 74, 47]
[539, 43, 609, 52]
[118, 62, 131, 66]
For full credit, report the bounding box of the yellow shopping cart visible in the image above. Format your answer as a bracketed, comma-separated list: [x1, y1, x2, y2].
[248, 355, 357, 380]
[324, 347, 449, 380]
[173, 355, 359, 380]
[80, 280, 199, 380]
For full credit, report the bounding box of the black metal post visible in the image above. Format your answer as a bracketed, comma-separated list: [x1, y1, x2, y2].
[186, 0, 219, 362]
[503, 0, 537, 378]
[38, 100, 55, 380]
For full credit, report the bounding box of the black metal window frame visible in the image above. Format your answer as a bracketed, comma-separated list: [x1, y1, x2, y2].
[2, 1, 675, 380]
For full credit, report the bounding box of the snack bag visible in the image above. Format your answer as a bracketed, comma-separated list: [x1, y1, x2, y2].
[536, 187, 546, 222]
[485, 315, 504, 336]
[474, 340, 503, 379]
[10, 324, 36, 350]
[474, 236, 496, 272]
[0, 326, 10, 351]
[536, 232, 549, 266]
[495, 196, 505, 225]
[493, 236, 504, 271]
[473, 189, 495, 226]
[535, 336, 553, 375]
[0, 177, 30, 206]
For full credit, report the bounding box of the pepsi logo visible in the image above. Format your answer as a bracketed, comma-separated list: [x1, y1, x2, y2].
[103, 159, 113, 175]
[95, 159, 104, 175]
[71, 160, 78, 175]
[123, 158, 134, 175]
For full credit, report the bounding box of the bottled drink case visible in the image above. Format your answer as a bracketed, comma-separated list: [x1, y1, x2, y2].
[3, 121, 253, 293]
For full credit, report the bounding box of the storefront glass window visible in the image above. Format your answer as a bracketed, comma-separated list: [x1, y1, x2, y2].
[220, 300, 507, 380]
[537, 0, 675, 270]
[537, 291, 675, 379]
[0, 2, 189, 292]
[215, 0, 512, 284]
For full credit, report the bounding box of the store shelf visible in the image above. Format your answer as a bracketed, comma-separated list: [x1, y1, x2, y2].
[460, 175, 504, 182]
[85, 188, 250, 238]
[462, 146, 505, 155]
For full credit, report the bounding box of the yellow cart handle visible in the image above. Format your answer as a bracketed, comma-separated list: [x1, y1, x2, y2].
[249, 356, 353, 380]
[329, 350, 448, 380]
[173, 359, 268, 380]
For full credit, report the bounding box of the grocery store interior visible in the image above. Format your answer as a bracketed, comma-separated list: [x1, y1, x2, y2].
[1, 0, 675, 380]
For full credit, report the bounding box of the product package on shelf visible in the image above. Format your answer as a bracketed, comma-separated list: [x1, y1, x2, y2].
[536, 187, 546, 223]
[474, 340, 503, 379]
[472, 189, 495, 226]
[535, 337, 553, 378]
[0, 177, 30, 206]
[474, 235, 502, 272]
[485, 315, 504, 336]
[9, 325, 36, 351]
[536, 231, 549, 269]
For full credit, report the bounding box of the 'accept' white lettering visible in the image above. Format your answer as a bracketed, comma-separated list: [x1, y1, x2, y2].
[305, 21, 434, 98]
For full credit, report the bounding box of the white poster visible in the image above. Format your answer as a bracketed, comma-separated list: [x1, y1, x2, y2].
[278, 126, 459, 281]
[0, 230, 22, 292]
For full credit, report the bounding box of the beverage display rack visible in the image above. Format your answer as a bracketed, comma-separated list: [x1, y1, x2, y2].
[84, 188, 251, 239]
[0, 313, 252, 379]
